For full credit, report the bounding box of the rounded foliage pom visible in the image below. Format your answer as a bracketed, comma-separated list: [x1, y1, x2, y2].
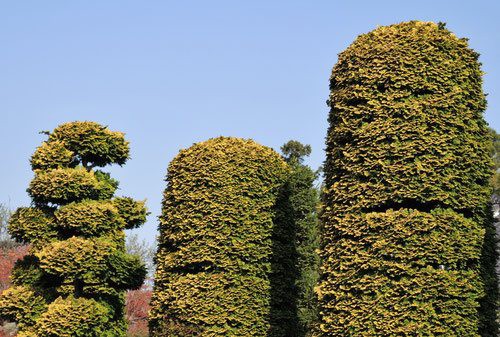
[30, 140, 75, 171]
[28, 167, 117, 205]
[0, 286, 46, 330]
[113, 197, 148, 229]
[108, 252, 147, 290]
[318, 21, 495, 336]
[36, 237, 113, 284]
[54, 200, 122, 236]
[150, 137, 289, 336]
[48, 121, 130, 167]
[33, 296, 113, 337]
[8, 207, 58, 248]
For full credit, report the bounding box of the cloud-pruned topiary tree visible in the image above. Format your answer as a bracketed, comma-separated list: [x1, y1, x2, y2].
[149, 137, 289, 337]
[0, 121, 147, 336]
[317, 21, 497, 336]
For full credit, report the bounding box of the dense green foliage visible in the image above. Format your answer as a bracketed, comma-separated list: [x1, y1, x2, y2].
[277, 140, 320, 337]
[0, 121, 147, 336]
[318, 21, 496, 336]
[490, 128, 500, 194]
[149, 137, 289, 336]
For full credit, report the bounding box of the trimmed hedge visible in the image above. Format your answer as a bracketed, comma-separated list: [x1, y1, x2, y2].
[149, 137, 289, 336]
[317, 21, 495, 336]
[0, 121, 147, 336]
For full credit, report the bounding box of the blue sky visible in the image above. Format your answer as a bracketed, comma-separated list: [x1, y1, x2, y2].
[2, 0, 499, 243]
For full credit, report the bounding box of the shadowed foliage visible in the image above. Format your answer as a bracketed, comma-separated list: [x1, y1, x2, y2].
[275, 140, 320, 337]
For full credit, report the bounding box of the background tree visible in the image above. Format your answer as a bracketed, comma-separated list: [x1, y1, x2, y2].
[0, 204, 28, 337]
[126, 234, 156, 280]
[125, 284, 151, 337]
[277, 140, 320, 337]
[125, 234, 155, 337]
[318, 21, 496, 336]
[0, 205, 16, 251]
[0, 121, 147, 336]
[149, 137, 289, 336]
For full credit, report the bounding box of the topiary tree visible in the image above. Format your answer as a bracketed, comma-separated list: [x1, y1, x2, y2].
[278, 140, 320, 337]
[0, 121, 147, 336]
[318, 21, 497, 336]
[149, 137, 289, 337]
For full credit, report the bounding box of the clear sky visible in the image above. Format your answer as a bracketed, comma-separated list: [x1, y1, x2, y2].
[2, 0, 500, 244]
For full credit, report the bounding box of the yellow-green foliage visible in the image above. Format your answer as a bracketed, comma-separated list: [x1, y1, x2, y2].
[36, 237, 113, 285]
[318, 21, 495, 336]
[149, 137, 289, 336]
[0, 286, 46, 330]
[8, 207, 58, 249]
[54, 200, 121, 236]
[30, 140, 74, 171]
[33, 296, 115, 337]
[28, 167, 118, 205]
[48, 121, 129, 167]
[0, 121, 147, 336]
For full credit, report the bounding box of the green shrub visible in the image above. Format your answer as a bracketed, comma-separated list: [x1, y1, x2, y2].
[149, 137, 289, 336]
[318, 21, 495, 336]
[0, 121, 147, 336]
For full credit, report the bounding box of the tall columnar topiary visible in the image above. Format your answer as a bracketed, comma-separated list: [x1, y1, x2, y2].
[0, 122, 147, 336]
[279, 140, 320, 337]
[149, 137, 289, 337]
[318, 21, 497, 336]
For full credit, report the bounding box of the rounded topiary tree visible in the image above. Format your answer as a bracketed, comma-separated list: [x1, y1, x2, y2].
[318, 22, 496, 336]
[149, 137, 289, 337]
[0, 121, 147, 336]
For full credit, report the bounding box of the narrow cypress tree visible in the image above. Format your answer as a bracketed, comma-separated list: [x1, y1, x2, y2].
[318, 22, 495, 336]
[0, 122, 147, 336]
[279, 140, 320, 337]
[149, 137, 289, 337]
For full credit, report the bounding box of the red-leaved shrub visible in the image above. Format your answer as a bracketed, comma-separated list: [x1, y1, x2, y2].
[126, 283, 152, 337]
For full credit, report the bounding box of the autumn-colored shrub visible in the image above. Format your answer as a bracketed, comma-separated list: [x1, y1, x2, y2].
[149, 137, 289, 336]
[126, 285, 152, 337]
[318, 21, 496, 336]
[0, 121, 147, 336]
[0, 246, 29, 292]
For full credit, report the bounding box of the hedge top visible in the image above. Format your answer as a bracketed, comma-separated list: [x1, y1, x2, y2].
[325, 21, 492, 216]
